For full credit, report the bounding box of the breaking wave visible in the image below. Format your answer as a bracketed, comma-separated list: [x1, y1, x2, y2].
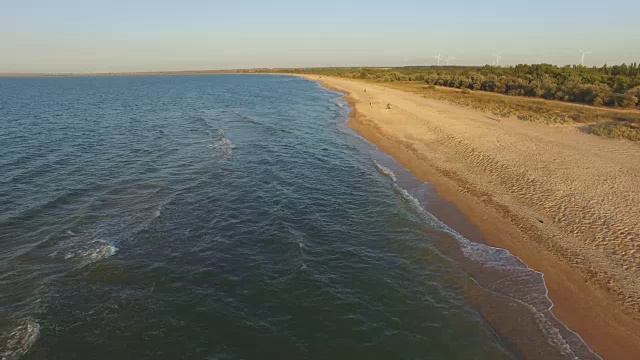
[372, 159, 601, 360]
[50, 238, 118, 268]
[372, 161, 397, 182]
[213, 136, 235, 160]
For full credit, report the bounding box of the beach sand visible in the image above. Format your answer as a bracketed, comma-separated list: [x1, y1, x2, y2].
[299, 75, 640, 359]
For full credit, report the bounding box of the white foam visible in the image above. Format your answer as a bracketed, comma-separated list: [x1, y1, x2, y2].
[373, 160, 398, 182]
[1, 319, 40, 360]
[531, 307, 578, 359]
[377, 163, 599, 359]
[50, 238, 118, 268]
[152, 203, 164, 220]
[76, 240, 118, 268]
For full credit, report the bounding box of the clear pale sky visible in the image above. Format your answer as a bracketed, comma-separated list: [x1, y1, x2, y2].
[2, 0, 639, 73]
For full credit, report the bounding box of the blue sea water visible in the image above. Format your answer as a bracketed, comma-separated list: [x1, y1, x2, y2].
[0, 74, 599, 359]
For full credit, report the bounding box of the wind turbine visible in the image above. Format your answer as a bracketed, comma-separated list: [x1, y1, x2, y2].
[492, 53, 503, 67]
[445, 56, 456, 66]
[433, 54, 442, 66]
[579, 49, 592, 66]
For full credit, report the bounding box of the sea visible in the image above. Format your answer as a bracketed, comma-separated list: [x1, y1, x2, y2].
[0, 74, 600, 359]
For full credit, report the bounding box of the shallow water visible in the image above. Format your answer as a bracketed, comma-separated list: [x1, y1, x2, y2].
[0, 74, 598, 359]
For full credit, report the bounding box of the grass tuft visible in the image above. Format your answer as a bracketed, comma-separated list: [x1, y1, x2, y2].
[589, 123, 640, 141]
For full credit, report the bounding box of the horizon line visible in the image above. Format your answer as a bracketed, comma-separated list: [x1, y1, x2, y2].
[1, 62, 637, 77]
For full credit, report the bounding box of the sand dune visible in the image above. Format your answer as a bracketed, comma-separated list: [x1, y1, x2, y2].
[300, 75, 640, 360]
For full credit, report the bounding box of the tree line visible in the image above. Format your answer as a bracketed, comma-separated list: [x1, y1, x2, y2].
[302, 64, 640, 108]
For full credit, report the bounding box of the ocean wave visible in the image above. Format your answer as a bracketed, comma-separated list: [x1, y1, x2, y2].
[191, 115, 214, 131]
[374, 160, 600, 360]
[373, 160, 398, 182]
[50, 238, 118, 268]
[152, 206, 162, 219]
[213, 137, 235, 160]
[135, 196, 177, 233]
[230, 110, 259, 123]
[0, 319, 40, 360]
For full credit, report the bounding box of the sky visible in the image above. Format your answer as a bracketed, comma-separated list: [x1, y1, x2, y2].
[1, 0, 639, 73]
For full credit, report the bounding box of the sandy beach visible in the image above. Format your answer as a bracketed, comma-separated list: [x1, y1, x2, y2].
[300, 74, 640, 359]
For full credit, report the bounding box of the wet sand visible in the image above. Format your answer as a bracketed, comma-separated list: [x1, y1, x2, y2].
[299, 74, 640, 359]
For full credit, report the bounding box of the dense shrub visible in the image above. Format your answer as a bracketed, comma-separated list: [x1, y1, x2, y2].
[294, 63, 640, 108]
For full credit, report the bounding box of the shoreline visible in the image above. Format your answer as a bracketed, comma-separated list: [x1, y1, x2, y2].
[300, 74, 640, 359]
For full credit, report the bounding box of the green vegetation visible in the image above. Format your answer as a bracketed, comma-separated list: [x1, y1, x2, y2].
[288, 64, 640, 108]
[590, 122, 640, 141]
[270, 65, 640, 141]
